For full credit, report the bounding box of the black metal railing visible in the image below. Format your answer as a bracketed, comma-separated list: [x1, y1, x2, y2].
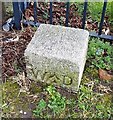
[12, 1, 113, 41]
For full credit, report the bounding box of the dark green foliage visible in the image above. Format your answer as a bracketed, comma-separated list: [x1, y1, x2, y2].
[46, 85, 66, 115]
[33, 99, 47, 117]
[87, 38, 113, 70]
[33, 85, 66, 118]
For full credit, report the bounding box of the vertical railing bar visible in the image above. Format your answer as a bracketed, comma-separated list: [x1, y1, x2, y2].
[34, 1, 37, 23]
[23, 1, 29, 9]
[82, 0, 88, 29]
[98, 0, 107, 35]
[20, 2, 25, 13]
[25, 2, 29, 8]
[24, 0, 29, 8]
[13, 2, 21, 30]
[65, 1, 70, 27]
[50, 2, 53, 24]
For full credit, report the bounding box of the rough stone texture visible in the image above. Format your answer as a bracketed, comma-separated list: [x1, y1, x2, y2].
[25, 24, 89, 92]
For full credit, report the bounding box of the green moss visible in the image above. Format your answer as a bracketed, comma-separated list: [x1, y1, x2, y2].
[28, 66, 79, 92]
[2, 79, 41, 118]
[102, 94, 112, 103]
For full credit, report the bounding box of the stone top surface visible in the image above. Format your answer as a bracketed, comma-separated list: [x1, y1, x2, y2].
[25, 24, 89, 91]
[26, 24, 89, 69]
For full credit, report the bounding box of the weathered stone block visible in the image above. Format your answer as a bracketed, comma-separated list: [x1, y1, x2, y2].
[25, 24, 89, 92]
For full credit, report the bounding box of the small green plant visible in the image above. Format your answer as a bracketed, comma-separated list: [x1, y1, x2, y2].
[76, 85, 112, 119]
[33, 85, 66, 118]
[46, 85, 66, 116]
[87, 38, 113, 70]
[33, 99, 47, 117]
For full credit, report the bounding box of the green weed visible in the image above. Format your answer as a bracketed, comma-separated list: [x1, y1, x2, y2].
[33, 99, 47, 117]
[87, 38, 113, 70]
[33, 85, 66, 118]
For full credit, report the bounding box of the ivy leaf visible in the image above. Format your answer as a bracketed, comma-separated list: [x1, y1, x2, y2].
[38, 99, 47, 110]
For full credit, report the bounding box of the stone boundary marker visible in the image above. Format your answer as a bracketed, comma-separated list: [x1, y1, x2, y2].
[25, 24, 89, 92]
